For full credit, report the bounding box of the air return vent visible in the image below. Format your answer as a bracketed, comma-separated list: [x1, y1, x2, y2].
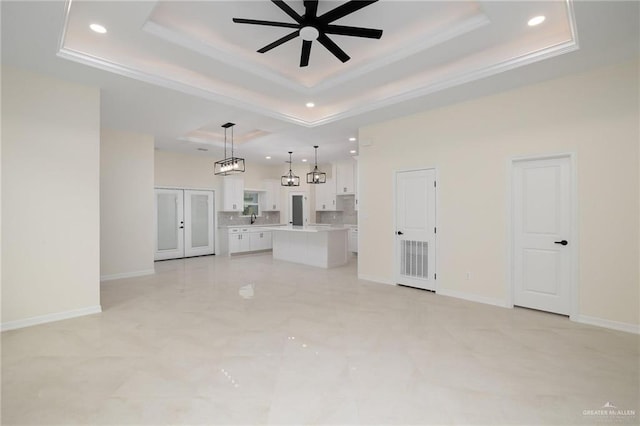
[400, 240, 428, 279]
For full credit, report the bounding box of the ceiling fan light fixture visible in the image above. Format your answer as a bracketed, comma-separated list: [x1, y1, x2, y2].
[300, 26, 319, 41]
[214, 122, 245, 176]
[233, 0, 383, 67]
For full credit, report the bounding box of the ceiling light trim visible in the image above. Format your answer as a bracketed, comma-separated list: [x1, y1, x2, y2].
[56, 46, 313, 127]
[57, 1, 579, 129]
[307, 39, 580, 127]
[310, 13, 491, 93]
[142, 19, 309, 93]
[142, 8, 490, 94]
[58, 36, 578, 130]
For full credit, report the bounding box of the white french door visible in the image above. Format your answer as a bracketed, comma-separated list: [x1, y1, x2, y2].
[395, 169, 437, 290]
[184, 190, 214, 257]
[512, 156, 572, 315]
[154, 189, 214, 260]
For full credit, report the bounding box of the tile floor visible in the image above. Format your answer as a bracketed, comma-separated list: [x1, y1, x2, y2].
[2, 253, 639, 425]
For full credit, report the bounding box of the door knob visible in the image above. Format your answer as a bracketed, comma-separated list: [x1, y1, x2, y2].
[554, 240, 568, 246]
[397, 231, 404, 235]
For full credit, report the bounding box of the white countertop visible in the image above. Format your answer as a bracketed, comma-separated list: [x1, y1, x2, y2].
[265, 225, 350, 233]
[218, 224, 287, 229]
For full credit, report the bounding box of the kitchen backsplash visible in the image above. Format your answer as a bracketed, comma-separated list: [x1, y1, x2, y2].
[316, 194, 357, 225]
[218, 211, 280, 226]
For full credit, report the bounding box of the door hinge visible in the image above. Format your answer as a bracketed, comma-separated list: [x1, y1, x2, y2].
[434, 227, 437, 234]
[434, 181, 437, 188]
[434, 273, 437, 280]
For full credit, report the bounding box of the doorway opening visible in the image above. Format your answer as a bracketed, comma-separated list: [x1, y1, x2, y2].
[288, 191, 308, 226]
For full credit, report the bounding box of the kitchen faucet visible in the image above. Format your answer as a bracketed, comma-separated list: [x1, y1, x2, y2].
[250, 213, 257, 224]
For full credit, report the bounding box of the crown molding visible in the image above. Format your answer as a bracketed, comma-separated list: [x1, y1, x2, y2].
[143, 11, 490, 95]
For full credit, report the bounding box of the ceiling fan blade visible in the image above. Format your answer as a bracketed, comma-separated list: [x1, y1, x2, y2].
[324, 25, 383, 39]
[318, 0, 379, 24]
[271, 0, 304, 24]
[233, 18, 299, 29]
[304, 0, 318, 19]
[317, 33, 350, 63]
[258, 30, 300, 53]
[300, 40, 312, 67]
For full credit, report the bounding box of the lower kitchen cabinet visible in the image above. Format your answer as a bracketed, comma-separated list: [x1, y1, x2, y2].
[349, 227, 358, 253]
[250, 230, 272, 251]
[224, 227, 273, 255]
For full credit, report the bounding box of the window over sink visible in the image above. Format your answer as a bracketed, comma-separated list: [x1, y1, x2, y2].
[243, 191, 260, 216]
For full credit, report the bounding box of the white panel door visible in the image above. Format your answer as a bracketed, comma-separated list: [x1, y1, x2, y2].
[155, 189, 184, 260]
[184, 190, 214, 257]
[513, 156, 572, 315]
[395, 169, 436, 290]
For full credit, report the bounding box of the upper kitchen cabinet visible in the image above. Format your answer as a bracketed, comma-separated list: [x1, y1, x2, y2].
[222, 176, 244, 212]
[315, 177, 339, 211]
[261, 179, 281, 211]
[336, 159, 356, 195]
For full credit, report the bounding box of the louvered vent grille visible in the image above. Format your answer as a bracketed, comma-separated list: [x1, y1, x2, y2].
[401, 240, 428, 279]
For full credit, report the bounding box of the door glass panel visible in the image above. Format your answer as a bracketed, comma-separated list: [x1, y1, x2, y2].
[158, 194, 178, 250]
[292, 196, 303, 226]
[191, 194, 209, 248]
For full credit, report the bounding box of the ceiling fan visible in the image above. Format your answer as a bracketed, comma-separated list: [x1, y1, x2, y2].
[233, 0, 383, 67]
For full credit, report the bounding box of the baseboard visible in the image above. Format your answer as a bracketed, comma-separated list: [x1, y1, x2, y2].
[100, 268, 155, 282]
[572, 314, 640, 335]
[437, 288, 510, 308]
[1, 305, 102, 332]
[358, 274, 395, 285]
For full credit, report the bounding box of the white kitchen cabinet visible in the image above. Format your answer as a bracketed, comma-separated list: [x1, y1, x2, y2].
[228, 228, 251, 253]
[222, 177, 244, 212]
[315, 177, 339, 211]
[336, 159, 356, 194]
[226, 227, 272, 255]
[349, 228, 358, 253]
[250, 230, 272, 251]
[261, 179, 281, 211]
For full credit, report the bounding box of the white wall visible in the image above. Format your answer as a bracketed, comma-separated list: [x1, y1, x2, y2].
[154, 150, 281, 191]
[100, 129, 155, 280]
[1, 67, 101, 329]
[359, 60, 639, 331]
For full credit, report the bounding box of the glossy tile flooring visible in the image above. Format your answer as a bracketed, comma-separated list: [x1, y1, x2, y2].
[2, 253, 639, 425]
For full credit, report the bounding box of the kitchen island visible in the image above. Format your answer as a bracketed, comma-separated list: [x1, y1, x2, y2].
[264, 225, 349, 268]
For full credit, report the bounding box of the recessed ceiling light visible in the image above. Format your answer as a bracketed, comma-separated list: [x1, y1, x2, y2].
[305, 102, 315, 108]
[350, 150, 357, 154]
[302, 159, 308, 162]
[89, 23, 107, 34]
[527, 16, 545, 27]
[349, 137, 357, 142]
[265, 156, 272, 159]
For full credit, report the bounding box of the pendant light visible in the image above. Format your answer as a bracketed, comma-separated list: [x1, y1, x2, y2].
[281, 152, 300, 186]
[214, 122, 245, 175]
[306, 145, 326, 184]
